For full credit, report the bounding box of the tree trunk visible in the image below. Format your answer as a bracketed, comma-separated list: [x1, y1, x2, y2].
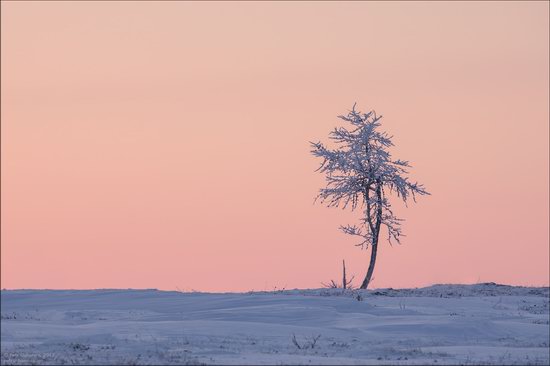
[360, 181, 383, 290]
[360, 242, 378, 289]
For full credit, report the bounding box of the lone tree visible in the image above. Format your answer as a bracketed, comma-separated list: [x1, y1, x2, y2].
[311, 104, 430, 289]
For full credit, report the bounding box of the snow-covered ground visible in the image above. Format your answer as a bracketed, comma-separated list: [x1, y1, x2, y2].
[1, 284, 548, 365]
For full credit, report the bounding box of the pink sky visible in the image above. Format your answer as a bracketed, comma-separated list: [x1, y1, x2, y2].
[1, 2, 548, 291]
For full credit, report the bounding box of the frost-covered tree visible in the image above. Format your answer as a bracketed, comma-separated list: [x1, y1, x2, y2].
[311, 104, 430, 289]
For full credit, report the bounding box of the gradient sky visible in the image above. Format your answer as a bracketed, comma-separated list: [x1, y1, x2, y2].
[2, 1, 548, 291]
